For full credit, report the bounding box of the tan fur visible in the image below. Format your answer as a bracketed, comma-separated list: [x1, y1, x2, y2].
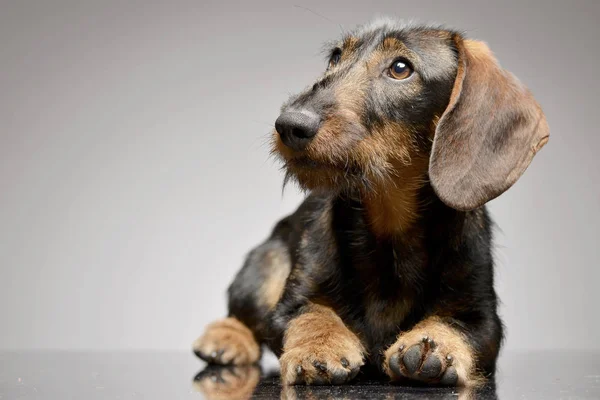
[307, 109, 366, 165]
[334, 68, 369, 110]
[362, 37, 413, 73]
[463, 39, 493, 59]
[381, 36, 409, 51]
[258, 249, 290, 310]
[341, 36, 359, 59]
[363, 184, 422, 236]
[362, 148, 428, 234]
[383, 317, 483, 387]
[354, 117, 429, 235]
[192, 318, 260, 365]
[280, 304, 366, 385]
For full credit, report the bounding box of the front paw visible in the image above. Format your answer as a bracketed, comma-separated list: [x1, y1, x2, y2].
[280, 344, 363, 385]
[192, 318, 260, 365]
[383, 319, 480, 387]
[280, 304, 366, 385]
[386, 336, 458, 385]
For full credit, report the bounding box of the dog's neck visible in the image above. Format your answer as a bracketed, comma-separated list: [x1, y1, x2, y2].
[360, 157, 429, 237]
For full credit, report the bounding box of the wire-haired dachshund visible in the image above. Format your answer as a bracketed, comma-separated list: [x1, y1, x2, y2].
[193, 19, 549, 388]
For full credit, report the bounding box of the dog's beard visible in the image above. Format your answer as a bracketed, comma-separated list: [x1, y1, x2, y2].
[279, 157, 394, 197]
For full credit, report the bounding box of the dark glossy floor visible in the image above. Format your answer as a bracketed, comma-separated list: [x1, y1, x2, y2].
[0, 350, 598, 399]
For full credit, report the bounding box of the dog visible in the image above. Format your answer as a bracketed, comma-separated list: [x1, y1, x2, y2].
[193, 19, 549, 388]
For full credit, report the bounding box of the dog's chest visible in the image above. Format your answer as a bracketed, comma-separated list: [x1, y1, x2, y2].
[330, 198, 427, 346]
[345, 243, 422, 346]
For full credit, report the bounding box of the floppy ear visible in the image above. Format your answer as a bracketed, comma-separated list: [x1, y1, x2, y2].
[429, 35, 549, 211]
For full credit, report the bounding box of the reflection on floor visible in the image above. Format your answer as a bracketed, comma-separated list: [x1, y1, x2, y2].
[192, 364, 499, 400]
[0, 351, 597, 399]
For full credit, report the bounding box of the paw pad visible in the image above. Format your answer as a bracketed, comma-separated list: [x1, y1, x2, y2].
[387, 336, 458, 386]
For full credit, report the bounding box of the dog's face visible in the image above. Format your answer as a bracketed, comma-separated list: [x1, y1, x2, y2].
[272, 21, 549, 210]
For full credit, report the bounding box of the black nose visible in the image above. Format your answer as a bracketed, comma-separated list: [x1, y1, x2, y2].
[275, 111, 320, 151]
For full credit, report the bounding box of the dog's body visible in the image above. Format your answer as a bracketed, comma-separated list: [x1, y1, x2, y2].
[193, 20, 548, 387]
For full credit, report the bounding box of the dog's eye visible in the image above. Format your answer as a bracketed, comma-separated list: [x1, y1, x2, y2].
[328, 49, 342, 69]
[389, 59, 413, 80]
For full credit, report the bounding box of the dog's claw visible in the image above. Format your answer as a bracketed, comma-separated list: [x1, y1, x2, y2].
[313, 360, 328, 372]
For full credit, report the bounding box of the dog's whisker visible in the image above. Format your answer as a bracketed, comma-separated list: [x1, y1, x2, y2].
[293, 5, 341, 33]
[249, 119, 276, 129]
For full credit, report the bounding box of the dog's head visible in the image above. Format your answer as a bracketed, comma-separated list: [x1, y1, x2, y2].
[272, 20, 549, 211]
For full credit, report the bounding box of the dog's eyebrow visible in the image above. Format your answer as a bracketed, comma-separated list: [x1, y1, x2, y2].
[322, 35, 362, 63]
[379, 36, 410, 52]
[342, 36, 359, 51]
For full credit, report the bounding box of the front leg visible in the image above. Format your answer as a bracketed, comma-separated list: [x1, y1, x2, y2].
[279, 303, 365, 385]
[383, 317, 483, 387]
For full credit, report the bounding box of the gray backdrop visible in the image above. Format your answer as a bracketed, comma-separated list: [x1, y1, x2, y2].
[1, 0, 598, 352]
